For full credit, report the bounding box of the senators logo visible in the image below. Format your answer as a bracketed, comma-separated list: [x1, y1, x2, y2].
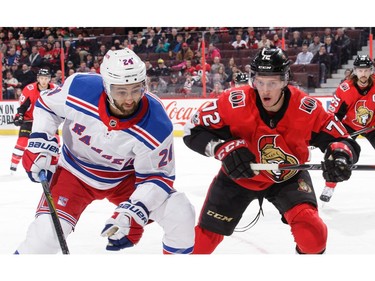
[352, 100, 373, 127]
[258, 135, 298, 182]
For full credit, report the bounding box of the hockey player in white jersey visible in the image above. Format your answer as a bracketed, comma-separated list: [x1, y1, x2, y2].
[16, 48, 195, 254]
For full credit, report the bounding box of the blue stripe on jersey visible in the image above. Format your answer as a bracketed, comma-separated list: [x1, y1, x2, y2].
[66, 99, 100, 121]
[69, 73, 104, 105]
[62, 145, 132, 184]
[133, 93, 173, 143]
[35, 99, 58, 115]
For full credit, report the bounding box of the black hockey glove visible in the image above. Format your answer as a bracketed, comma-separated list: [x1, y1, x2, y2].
[322, 142, 353, 182]
[214, 139, 256, 179]
[13, 113, 24, 126]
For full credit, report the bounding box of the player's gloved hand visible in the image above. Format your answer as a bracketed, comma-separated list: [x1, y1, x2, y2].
[322, 142, 353, 182]
[13, 113, 24, 126]
[101, 200, 148, 251]
[22, 132, 59, 182]
[214, 139, 257, 179]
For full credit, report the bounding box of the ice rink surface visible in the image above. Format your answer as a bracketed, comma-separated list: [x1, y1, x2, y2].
[1, 135, 374, 280]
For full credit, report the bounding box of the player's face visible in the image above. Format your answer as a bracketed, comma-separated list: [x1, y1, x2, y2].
[37, 76, 51, 89]
[110, 82, 144, 117]
[355, 68, 372, 84]
[253, 75, 285, 111]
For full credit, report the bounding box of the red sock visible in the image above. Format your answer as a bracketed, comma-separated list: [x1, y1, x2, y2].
[192, 225, 224, 254]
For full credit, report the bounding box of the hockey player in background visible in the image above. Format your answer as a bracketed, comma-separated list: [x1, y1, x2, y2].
[10, 68, 58, 172]
[16, 48, 195, 254]
[320, 54, 375, 202]
[183, 47, 360, 254]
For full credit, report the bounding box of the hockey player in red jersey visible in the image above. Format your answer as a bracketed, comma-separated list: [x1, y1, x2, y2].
[10, 68, 58, 172]
[320, 54, 375, 202]
[183, 47, 361, 254]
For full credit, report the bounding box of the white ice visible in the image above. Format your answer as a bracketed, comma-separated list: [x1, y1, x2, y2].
[0, 135, 374, 280]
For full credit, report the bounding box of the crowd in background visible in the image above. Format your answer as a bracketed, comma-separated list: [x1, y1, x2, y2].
[1, 26, 368, 100]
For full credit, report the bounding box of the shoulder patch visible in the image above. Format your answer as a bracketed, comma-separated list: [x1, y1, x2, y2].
[228, 90, 246, 108]
[26, 84, 35, 90]
[299, 97, 317, 114]
[339, 82, 350, 92]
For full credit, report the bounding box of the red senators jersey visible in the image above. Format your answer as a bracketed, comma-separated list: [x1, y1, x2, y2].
[184, 84, 355, 191]
[18, 82, 58, 120]
[328, 76, 375, 131]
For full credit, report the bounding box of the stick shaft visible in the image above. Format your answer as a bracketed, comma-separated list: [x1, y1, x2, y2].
[39, 171, 70, 254]
[250, 163, 375, 171]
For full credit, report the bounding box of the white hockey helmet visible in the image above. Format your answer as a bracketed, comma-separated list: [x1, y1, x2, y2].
[100, 48, 147, 96]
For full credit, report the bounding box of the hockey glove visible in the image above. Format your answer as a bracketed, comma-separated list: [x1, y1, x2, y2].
[101, 200, 149, 251]
[22, 132, 59, 183]
[214, 139, 257, 179]
[13, 113, 24, 126]
[322, 142, 353, 182]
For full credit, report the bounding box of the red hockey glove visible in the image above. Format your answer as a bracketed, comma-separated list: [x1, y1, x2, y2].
[13, 113, 24, 126]
[22, 132, 59, 182]
[214, 139, 257, 179]
[101, 200, 148, 251]
[322, 142, 353, 182]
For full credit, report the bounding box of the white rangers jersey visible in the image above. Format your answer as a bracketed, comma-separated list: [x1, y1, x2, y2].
[32, 73, 175, 194]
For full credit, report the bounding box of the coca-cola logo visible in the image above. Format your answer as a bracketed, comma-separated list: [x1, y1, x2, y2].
[164, 100, 212, 126]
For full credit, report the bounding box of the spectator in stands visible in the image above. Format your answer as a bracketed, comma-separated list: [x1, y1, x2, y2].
[149, 76, 167, 96]
[166, 74, 183, 94]
[289, 31, 303, 48]
[5, 47, 20, 67]
[232, 34, 248, 50]
[294, 43, 314, 65]
[184, 31, 195, 45]
[75, 34, 91, 62]
[271, 34, 283, 48]
[76, 61, 90, 73]
[13, 64, 36, 89]
[195, 57, 211, 73]
[311, 45, 331, 84]
[225, 65, 242, 88]
[182, 72, 195, 96]
[205, 28, 220, 46]
[209, 82, 224, 98]
[211, 65, 228, 88]
[95, 44, 107, 60]
[65, 60, 75, 76]
[210, 56, 225, 74]
[67, 68, 75, 77]
[324, 36, 339, 73]
[246, 32, 259, 49]
[63, 40, 78, 66]
[3, 71, 19, 99]
[224, 57, 237, 77]
[308, 35, 323, 56]
[145, 59, 156, 76]
[182, 59, 196, 76]
[154, 58, 171, 76]
[303, 31, 314, 46]
[54, 69, 63, 86]
[29, 46, 43, 71]
[257, 34, 271, 49]
[155, 39, 170, 54]
[170, 33, 184, 59]
[321, 28, 335, 42]
[207, 43, 221, 61]
[334, 28, 351, 65]
[133, 37, 147, 54]
[341, 68, 352, 83]
[176, 42, 194, 61]
[144, 38, 156, 53]
[84, 53, 94, 69]
[18, 49, 31, 66]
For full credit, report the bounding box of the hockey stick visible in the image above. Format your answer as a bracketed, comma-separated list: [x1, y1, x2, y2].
[309, 126, 375, 150]
[39, 170, 70, 255]
[250, 163, 375, 171]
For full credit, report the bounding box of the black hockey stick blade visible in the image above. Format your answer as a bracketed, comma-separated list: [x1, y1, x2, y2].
[39, 171, 70, 254]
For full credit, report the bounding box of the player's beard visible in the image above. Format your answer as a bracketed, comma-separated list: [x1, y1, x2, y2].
[112, 99, 139, 117]
[358, 76, 369, 87]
